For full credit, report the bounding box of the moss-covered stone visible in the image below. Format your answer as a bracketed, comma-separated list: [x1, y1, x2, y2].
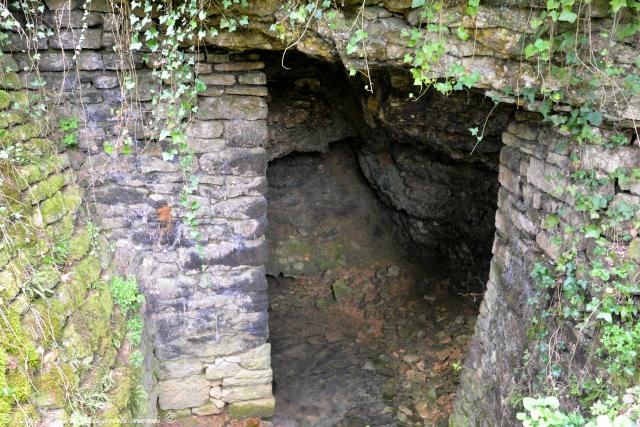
[38, 185, 82, 225]
[71, 256, 101, 289]
[99, 367, 137, 422]
[0, 73, 22, 90]
[0, 270, 19, 301]
[627, 238, 640, 264]
[32, 365, 77, 408]
[0, 111, 26, 129]
[29, 173, 66, 204]
[61, 284, 113, 362]
[228, 397, 275, 419]
[14, 154, 69, 189]
[0, 91, 10, 110]
[31, 299, 66, 347]
[68, 230, 91, 261]
[0, 307, 39, 370]
[31, 265, 62, 292]
[9, 91, 30, 108]
[39, 191, 66, 225]
[45, 213, 75, 242]
[10, 123, 41, 142]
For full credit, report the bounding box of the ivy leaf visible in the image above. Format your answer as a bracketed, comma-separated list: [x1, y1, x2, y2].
[586, 110, 603, 126]
[558, 10, 578, 23]
[610, 0, 627, 13]
[584, 224, 601, 239]
[103, 142, 114, 155]
[411, 0, 425, 8]
[596, 311, 612, 322]
[469, 127, 479, 136]
[456, 26, 469, 41]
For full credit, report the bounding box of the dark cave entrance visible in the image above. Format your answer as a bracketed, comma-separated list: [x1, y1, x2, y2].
[262, 52, 515, 426]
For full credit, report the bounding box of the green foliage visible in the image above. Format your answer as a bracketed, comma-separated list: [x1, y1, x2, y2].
[516, 396, 584, 426]
[126, 316, 143, 347]
[58, 117, 78, 147]
[128, 350, 144, 368]
[108, 276, 144, 317]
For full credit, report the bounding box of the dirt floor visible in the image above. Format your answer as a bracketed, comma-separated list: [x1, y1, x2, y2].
[265, 143, 482, 426]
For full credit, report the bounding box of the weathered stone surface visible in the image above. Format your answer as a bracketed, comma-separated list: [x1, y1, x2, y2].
[186, 120, 224, 138]
[92, 74, 119, 89]
[581, 145, 640, 174]
[214, 62, 265, 72]
[45, 0, 77, 10]
[221, 384, 272, 402]
[44, 10, 104, 28]
[222, 369, 272, 387]
[50, 29, 103, 49]
[228, 397, 275, 418]
[192, 399, 225, 416]
[238, 72, 267, 85]
[197, 96, 268, 120]
[201, 73, 236, 86]
[199, 148, 267, 177]
[225, 86, 269, 97]
[158, 376, 210, 410]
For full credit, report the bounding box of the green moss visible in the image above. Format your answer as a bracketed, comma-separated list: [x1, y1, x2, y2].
[32, 365, 76, 409]
[14, 154, 69, 189]
[0, 111, 26, 129]
[62, 185, 83, 216]
[99, 367, 136, 421]
[62, 284, 113, 363]
[228, 398, 275, 419]
[0, 91, 10, 110]
[39, 191, 66, 225]
[0, 307, 39, 370]
[45, 214, 75, 242]
[71, 256, 101, 289]
[0, 73, 22, 90]
[33, 265, 61, 290]
[67, 230, 91, 261]
[32, 299, 66, 347]
[29, 174, 65, 205]
[8, 404, 38, 426]
[9, 91, 29, 108]
[627, 238, 640, 264]
[10, 123, 41, 142]
[39, 186, 81, 225]
[0, 270, 19, 301]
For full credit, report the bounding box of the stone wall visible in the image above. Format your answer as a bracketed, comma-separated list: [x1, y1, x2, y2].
[451, 114, 640, 425]
[3, 0, 638, 424]
[3, 1, 276, 422]
[0, 59, 141, 426]
[87, 52, 275, 418]
[264, 53, 514, 290]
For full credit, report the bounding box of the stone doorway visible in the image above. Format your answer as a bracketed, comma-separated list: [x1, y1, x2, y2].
[260, 51, 514, 426]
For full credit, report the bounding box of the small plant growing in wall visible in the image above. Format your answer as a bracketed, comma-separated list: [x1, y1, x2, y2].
[109, 276, 146, 367]
[58, 116, 79, 147]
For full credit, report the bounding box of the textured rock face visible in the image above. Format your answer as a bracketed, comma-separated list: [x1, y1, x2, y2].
[9, 1, 638, 425]
[84, 53, 276, 418]
[265, 52, 513, 290]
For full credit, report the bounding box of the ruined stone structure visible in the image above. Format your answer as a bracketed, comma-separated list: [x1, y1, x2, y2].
[1, 0, 638, 425]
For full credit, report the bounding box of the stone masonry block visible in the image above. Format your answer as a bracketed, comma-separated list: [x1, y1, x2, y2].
[158, 375, 210, 410]
[581, 145, 640, 174]
[221, 384, 272, 402]
[214, 61, 265, 71]
[50, 29, 103, 50]
[197, 96, 268, 121]
[238, 72, 267, 85]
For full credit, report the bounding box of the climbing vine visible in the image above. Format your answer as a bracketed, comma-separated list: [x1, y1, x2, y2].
[0, 0, 639, 425]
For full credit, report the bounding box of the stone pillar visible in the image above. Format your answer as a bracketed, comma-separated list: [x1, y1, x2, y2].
[145, 53, 274, 418]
